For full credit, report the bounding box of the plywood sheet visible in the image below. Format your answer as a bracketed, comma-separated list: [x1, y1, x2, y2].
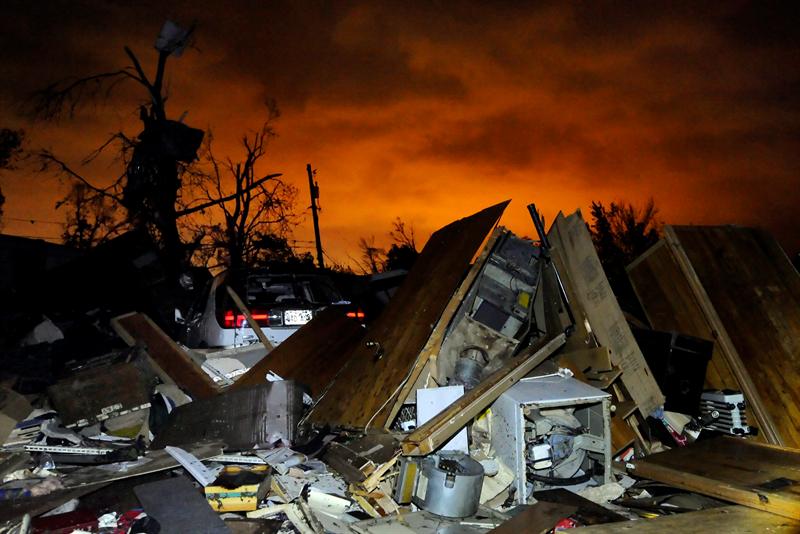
[672, 226, 800, 447]
[629, 437, 800, 520]
[230, 307, 365, 396]
[307, 201, 509, 429]
[548, 211, 664, 416]
[570, 505, 800, 533]
[627, 225, 800, 447]
[626, 240, 740, 392]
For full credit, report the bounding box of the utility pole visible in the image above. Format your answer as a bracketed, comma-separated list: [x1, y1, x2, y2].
[307, 164, 325, 269]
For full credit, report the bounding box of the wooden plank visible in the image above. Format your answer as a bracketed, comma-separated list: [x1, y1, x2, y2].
[230, 307, 365, 396]
[383, 226, 505, 428]
[548, 211, 664, 416]
[490, 501, 577, 534]
[307, 201, 509, 429]
[226, 285, 275, 351]
[402, 333, 566, 456]
[628, 437, 800, 520]
[570, 505, 800, 533]
[111, 312, 220, 399]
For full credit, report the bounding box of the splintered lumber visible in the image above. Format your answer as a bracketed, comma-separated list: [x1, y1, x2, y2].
[628, 437, 800, 520]
[548, 211, 664, 417]
[307, 201, 509, 429]
[627, 226, 800, 447]
[569, 505, 800, 533]
[402, 333, 566, 456]
[111, 312, 219, 399]
[231, 307, 365, 396]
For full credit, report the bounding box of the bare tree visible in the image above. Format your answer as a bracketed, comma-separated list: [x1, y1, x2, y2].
[0, 128, 25, 225]
[31, 22, 259, 279]
[357, 236, 386, 274]
[389, 217, 416, 249]
[186, 120, 297, 274]
[58, 183, 128, 249]
[386, 217, 418, 271]
[589, 197, 660, 313]
[355, 217, 419, 273]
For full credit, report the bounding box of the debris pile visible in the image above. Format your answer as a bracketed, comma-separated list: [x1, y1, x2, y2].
[1, 201, 799, 533]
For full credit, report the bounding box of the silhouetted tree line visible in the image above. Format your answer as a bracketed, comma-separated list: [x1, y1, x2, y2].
[357, 218, 419, 274]
[588, 198, 660, 314]
[0, 128, 25, 226]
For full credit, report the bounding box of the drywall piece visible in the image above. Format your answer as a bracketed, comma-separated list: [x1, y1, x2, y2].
[416, 386, 469, 453]
[231, 307, 364, 396]
[112, 312, 219, 399]
[627, 225, 800, 447]
[548, 210, 664, 416]
[307, 201, 509, 429]
[628, 437, 800, 520]
[151, 381, 303, 451]
[135, 475, 229, 533]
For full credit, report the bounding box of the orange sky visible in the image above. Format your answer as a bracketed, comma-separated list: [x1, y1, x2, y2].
[2, 2, 799, 265]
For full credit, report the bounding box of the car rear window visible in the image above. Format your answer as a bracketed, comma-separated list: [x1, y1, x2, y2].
[246, 276, 342, 306]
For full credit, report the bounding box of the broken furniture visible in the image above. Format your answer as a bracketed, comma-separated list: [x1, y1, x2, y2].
[490, 374, 611, 504]
[306, 201, 512, 429]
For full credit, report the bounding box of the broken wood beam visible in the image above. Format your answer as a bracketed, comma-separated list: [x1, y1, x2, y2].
[111, 312, 220, 399]
[627, 437, 800, 520]
[226, 285, 275, 352]
[402, 332, 567, 456]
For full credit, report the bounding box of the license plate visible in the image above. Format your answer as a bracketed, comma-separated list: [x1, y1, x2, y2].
[284, 309, 313, 325]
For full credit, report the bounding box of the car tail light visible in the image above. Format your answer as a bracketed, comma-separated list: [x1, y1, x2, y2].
[346, 309, 366, 320]
[222, 309, 273, 328]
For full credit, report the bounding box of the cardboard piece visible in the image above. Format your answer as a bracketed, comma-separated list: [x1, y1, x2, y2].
[548, 210, 664, 416]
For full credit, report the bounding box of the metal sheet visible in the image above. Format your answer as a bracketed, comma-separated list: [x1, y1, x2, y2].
[151, 381, 303, 451]
[135, 475, 229, 533]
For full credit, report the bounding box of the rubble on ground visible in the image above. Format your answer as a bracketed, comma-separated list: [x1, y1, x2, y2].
[1, 201, 798, 533]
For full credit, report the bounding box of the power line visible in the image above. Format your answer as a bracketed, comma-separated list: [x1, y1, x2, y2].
[5, 217, 64, 226]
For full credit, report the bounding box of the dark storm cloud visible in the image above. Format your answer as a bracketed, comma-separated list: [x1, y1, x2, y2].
[413, 110, 609, 172]
[2, 1, 800, 257]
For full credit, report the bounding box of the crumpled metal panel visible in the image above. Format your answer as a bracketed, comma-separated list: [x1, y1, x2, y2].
[151, 381, 303, 451]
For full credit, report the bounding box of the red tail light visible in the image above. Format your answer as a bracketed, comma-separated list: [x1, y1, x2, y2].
[223, 309, 271, 328]
[346, 309, 366, 320]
